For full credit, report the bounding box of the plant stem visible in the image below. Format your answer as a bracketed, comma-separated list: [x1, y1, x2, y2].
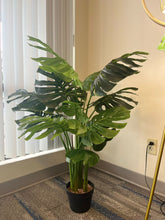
[73, 163, 78, 191]
[83, 163, 88, 192]
[69, 162, 73, 190]
[64, 131, 72, 150]
[59, 135, 67, 151]
[75, 135, 80, 149]
[77, 161, 83, 188]
[85, 93, 92, 116]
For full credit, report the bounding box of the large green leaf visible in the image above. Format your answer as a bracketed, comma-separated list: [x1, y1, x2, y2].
[83, 51, 148, 96]
[56, 101, 81, 117]
[92, 138, 111, 151]
[92, 106, 130, 122]
[17, 116, 67, 140]
[92, 87, 138, 112]
[56, 101, 89, 125]
[28, 36, 82, 87]
[35, 68, 87, 109]
[81, 106, 130, 149]
[15, 114, 87, 141]
[83, 71, 100, 91]
[66, 149, 100, 167]
[28, 36, 58, 56]
[7, 89, 46, 115]
[67, 119, 87, 135]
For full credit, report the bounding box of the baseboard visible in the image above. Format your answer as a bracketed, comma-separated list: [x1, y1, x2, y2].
[0, 162, 68, 198]
[1, 159, 165, 198]
[95, 160, 165, 196]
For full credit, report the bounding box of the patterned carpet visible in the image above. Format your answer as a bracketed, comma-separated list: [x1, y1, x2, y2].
[0, 168, 165, 220]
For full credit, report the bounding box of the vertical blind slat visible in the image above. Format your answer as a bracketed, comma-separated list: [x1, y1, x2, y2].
[22, 0, 41, 155]
[37, 0, 48, 152]
[13, 0, 25, 156]
[0, 3, 5, 160]
[2, 0, 17, 159]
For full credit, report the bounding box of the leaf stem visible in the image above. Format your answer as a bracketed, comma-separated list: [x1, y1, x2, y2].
[59, 135, 68, 151]
[69, 162, 74, 190]
[64, 131, 72, 150]
[83, 163, 88, 192]
[85, 92, 93, 116]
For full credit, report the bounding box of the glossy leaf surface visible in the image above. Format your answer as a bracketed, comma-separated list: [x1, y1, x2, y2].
[66, 149, 100, 167]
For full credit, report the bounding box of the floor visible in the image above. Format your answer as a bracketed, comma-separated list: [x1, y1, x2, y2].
[0, 168, 165, 220]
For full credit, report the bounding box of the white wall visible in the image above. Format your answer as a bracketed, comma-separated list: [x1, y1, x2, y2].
[75, 0, 89, 80]
[76, 0, 165, 182]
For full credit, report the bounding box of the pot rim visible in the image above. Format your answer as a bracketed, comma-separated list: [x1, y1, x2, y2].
[66, 180, 94, 195]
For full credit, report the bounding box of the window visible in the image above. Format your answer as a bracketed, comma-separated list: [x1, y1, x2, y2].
[0, 0, 74, 161]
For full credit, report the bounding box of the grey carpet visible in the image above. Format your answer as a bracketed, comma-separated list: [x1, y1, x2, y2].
[0, 168, 164, 220]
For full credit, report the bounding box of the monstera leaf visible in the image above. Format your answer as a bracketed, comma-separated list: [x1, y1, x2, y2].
[81, 106, 130, 150]
[7, 89, 46, 115]
[7, 69, 87, 117]
[16, 116, 66, 140]
[83, 51, 148, 96]
[35, 68, 87, 109]
[15, 113, 87, 141]
[28, 36, 82, 87]
[91, 87, 138, 112]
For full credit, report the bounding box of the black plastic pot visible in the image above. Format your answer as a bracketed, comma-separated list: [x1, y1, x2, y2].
[66, 180, 94, 213]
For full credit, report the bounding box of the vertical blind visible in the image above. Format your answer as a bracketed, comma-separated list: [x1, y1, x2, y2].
[0, 0, 74, 161]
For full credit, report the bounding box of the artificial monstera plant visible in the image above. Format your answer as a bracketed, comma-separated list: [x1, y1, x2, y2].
[8, 36, 148, 192]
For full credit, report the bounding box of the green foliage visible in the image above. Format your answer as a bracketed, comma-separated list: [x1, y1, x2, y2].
[7, 89, 46, 115]
[8, 36, 148, 192]
[158, 35, 165, 51]
[66, 149, 99, 167]
[92, 87, 138, 112]
[83, 51, 148, 96]
[28, 36, 82, 87]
